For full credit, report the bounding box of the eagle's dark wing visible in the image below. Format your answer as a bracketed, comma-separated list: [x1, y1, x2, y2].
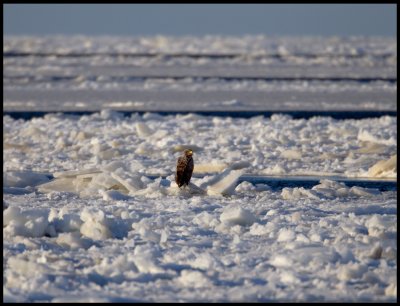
[183, 157, 194, 185]
[176, 156, 188, 187]
[175, 155, 193, 187]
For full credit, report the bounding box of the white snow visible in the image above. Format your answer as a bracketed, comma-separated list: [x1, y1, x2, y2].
[220, 204, 257, 226]
[177, 270, 212, 288]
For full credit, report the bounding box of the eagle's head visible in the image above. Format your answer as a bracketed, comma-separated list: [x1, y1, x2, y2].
[184, 149, 193, 157]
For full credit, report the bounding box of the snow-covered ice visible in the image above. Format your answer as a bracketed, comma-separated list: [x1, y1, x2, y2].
[3, 112, 396, 179]
[2, 35, 397, 302]
[3, 111, 397, 302]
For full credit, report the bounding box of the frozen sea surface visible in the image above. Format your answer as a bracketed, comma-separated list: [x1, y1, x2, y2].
[2, 36, 397, 302]
[3, 35, 397, 112]
[3, 111, 397, 302]
[3, 112, 397, 178]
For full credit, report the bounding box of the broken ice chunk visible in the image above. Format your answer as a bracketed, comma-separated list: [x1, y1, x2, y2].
[220, 204, 257, 226]
[80, 208, 113, 240]
[100, 190, 131, 201]
[37, 177, 77, 193]
[135, 122, 154, 138]
[206, 168, 245, 196]
[110, 168, 144, 194]
[367, 154, 396, 178]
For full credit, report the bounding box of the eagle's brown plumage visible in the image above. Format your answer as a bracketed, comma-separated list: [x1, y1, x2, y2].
[175, 149, 194, 188]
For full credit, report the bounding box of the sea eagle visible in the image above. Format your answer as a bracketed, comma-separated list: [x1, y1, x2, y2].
[175, 149, 194, 188]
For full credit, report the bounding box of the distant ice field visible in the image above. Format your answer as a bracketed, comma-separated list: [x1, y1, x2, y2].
[3, 35, 396, 112]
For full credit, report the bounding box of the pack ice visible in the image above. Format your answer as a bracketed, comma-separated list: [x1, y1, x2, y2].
[3, 111, 397, 302]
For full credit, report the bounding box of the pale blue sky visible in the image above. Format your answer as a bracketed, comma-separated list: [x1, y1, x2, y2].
[4, 4, 396, 36]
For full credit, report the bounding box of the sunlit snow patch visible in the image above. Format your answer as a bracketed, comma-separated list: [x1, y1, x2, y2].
[367, 154, 396, 178]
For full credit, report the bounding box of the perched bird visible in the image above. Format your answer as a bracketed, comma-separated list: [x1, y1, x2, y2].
[175, 149, 194, 188]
